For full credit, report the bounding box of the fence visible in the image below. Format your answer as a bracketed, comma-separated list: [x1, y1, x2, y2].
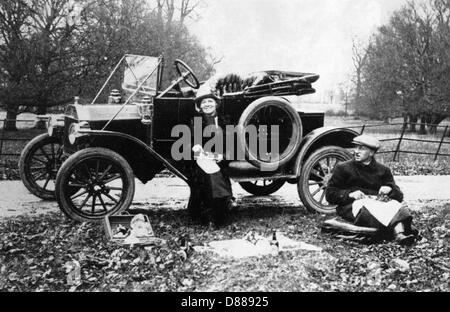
[0, 119, 47, 167]
[352, 121, 450, 161]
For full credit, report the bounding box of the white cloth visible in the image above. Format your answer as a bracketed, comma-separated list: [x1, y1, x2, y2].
[196, 154, 220, 174]
[352, 198, 401, 227]
[192, 144, 221, 174]
[194, 233, 322, 259]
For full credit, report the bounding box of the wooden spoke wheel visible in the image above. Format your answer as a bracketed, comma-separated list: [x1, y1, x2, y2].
[19, 133, 64, 200]
[298, 146, 352, 214]
[55, 148, 135, 222]
[239, 179, 285, 196]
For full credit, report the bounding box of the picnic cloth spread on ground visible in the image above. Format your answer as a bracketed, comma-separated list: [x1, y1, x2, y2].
[193, 232, 322, 258]
[352, 197, 402, 227]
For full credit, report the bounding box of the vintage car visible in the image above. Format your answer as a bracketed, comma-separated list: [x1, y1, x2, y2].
[19, 54, 359, 222]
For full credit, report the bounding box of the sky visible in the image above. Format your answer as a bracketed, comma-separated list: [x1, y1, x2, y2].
[187, 0, 409, 104]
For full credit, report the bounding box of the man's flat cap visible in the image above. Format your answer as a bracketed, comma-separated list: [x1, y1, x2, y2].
[351, 135, 381, 150]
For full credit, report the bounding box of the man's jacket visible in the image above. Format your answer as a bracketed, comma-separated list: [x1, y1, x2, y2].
[325, 159, 404, 206]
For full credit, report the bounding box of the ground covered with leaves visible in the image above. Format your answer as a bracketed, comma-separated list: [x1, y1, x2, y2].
[1, 199, 449, 292]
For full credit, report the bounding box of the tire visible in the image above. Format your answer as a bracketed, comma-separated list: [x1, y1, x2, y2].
[55, 147, 135, 222]
[19, 133, 63, 200]
[298, 146, 352, 214]
[239, 180, 285, 196]
[237, 96, 302, 170]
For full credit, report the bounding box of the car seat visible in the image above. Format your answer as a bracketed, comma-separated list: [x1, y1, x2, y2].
[214, 72, 273, 96]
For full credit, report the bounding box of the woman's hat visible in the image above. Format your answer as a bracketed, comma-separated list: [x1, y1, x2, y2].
[351, 135, 381, 151]
[194, 82, 221, 112]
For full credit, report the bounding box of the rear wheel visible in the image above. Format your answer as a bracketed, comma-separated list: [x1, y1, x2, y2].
[298, 146, 352, 214]
[239, 179, 285, 196]
[55, 148, 135, 222]
[19, 133, 63, 200]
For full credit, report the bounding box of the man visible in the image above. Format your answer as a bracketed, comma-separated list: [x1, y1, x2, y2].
[325, 135, 417, 245]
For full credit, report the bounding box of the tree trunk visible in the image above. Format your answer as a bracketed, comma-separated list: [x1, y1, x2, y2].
[418, 115, 427, 135]
[408, 114, 417, 132]
[4, 109, 18, 131]
[429, 114, 446, 135]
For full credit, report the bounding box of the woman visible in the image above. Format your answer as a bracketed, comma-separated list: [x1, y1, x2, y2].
[187, 84, 234, 228]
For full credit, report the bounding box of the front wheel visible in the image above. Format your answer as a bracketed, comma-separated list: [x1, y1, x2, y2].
[55, 148, 135, 222]
[298, 146, 352, 214]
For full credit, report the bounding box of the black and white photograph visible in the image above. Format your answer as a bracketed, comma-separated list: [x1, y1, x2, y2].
[0, 0, 449, 298]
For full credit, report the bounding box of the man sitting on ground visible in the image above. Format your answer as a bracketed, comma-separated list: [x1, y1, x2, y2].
[325, 135, 418, 245]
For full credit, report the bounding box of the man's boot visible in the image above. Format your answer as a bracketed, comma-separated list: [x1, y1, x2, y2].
[393, 223, 415, 246]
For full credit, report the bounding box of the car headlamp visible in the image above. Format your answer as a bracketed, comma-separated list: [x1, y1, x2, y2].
[68, 123, 79, 144]
[137, 101, 153, 126]
[68, 121, 90, 144]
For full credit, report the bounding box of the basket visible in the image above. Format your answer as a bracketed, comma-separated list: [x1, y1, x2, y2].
[103, 214, 164, 246]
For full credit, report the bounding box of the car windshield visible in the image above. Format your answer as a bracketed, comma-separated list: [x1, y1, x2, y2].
[122, 55, 159, 97]
[89, 54, 160, 106]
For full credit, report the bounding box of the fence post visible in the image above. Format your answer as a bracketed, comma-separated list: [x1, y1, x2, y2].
[0, 119, 5, 159]
[434, 125, 448, 161]
[393, 121, 407, 161]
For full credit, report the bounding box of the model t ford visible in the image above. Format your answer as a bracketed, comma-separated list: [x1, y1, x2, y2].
[19, 54, 359, 222]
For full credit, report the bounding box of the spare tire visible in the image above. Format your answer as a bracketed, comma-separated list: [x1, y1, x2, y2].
[237, 96, 302, 170]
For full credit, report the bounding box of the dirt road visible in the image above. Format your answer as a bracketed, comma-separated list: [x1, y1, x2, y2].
[0, 176, 450, 218]
[0, 175, 449, 219]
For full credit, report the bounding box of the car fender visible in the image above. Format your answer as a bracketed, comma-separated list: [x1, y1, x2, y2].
[75, 130, 189, 184]
[293, 126, 359, 176]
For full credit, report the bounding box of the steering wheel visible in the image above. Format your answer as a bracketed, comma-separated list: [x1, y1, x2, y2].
[174, 59, 200, 89]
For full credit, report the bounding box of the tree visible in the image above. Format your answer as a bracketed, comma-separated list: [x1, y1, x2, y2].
[0, 0, 95, 130]
[357, 27, 403, 121]
[0, 0, 216, 130]
[338, 80, 353, 116]
[0, 0, 34, 130]
[355, 0, 450, 132]
[351, 37, 368, 111]
[79, 0, 213, 91]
